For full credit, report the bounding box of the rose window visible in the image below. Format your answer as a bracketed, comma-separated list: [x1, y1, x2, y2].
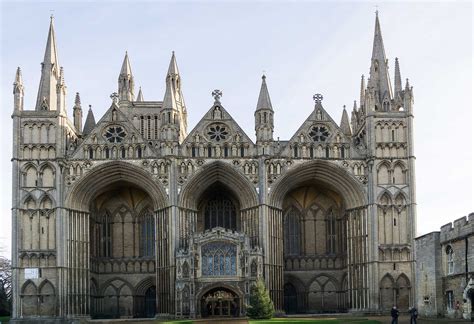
[207, 124, 229, 142]
[104, 126, 126, 143]
[309, 126, 330, 142]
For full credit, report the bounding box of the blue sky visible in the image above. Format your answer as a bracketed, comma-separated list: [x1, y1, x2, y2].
[0, 1, 472, 257]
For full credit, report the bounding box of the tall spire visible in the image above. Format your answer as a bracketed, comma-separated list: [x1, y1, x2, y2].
[394, 57, 402, 94]
[35, 16, 61, 111]
[368, 11, 392, 105]
[13, 67, 24, 111]
[340, 105, 352, 136]
[73, 92, 83, 133]
[256, 75, 273, 111]
[136, 87, 144, 102]
[83, 105, 96, 135]
[118, 51, 134, 102]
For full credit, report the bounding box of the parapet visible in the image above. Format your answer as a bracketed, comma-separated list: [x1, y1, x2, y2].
[440, 212, 474, 243]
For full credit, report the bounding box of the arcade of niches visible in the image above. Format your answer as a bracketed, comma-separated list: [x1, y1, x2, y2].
[11, 12, 416, 321]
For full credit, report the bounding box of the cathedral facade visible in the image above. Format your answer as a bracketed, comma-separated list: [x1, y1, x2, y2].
[11, 13, 416, 321]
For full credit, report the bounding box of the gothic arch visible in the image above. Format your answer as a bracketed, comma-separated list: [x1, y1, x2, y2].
[38, 193, 54, 209]
[179, 161, 258, 209]
[269, 160, 366, 209]
[135, 277, 155, 296]
[380, 273, 395, 310]
[99, 277, 134, 296]
[196, 282, 243, 301]
[65, 161, 168, 211]
[377, 191, 392, 205]
[22, 194, 37, 209]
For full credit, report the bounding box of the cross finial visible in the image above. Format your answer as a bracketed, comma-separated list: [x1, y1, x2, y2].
[110, 92, 119, 103]
[313, 93, 323, 104]
[50, 10, 55, 20]
[212, 89, 222, 103]
[375, 5, 379, 16]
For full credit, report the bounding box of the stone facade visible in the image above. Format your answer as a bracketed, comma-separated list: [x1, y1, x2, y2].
[415, 213, 474, 320]
[11, 13, 417, 321]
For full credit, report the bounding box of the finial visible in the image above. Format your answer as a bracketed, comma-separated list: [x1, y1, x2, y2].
[343, 105, 346, 110]
[75, 92, 81, 105]
[313, 93, 323, 104]
[110, 92, 119, 103]
[212, 89, 222, 103]
[88, 104, 92, 110]
[375, 5, 379, 16]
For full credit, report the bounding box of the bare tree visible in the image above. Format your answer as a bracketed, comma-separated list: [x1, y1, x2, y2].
[0, 255, 12, 315]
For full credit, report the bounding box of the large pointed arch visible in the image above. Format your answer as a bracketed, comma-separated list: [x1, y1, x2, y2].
[179, 161, 259, 209]
[65, 161, 168, 211]
[269, 160, 366, 209]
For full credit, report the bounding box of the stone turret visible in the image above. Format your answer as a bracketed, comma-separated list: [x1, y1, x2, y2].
[118, 51, 134, 102]
[254, 75, 274, 154]
[13, 67, 24, 112]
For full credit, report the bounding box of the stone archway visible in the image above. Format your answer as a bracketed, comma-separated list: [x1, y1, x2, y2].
[268, 160, 367, 312]
[64, 161, 170, 318]
[200, 287, 240, 318]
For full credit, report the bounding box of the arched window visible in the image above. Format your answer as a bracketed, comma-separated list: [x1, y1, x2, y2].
[326, 210, 336, 254]
[105, 147, 110, 159]
[101, 212, 112, 257]
[446, 245, 454, 274]
[204, 195, 237, 231]
[284, 207, 300, 256]
[293, 146, 298, 158]
[140, 210, 155, 257]
[201, 242, 237, 276]
[191, 146, 196, 157]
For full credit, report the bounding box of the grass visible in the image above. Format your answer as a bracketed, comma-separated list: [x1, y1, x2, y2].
[0, 316, 10, 323]
[249, 319, 381, 324]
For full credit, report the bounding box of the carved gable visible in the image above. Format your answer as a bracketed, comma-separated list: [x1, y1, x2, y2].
[182, 102, 255, 158]
[281, 101, 351, 159]
[71, 103, 156, 159]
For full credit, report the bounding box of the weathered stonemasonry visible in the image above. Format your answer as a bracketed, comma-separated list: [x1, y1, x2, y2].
[11, 13, 417, 321]
[415, 213, 474, 320]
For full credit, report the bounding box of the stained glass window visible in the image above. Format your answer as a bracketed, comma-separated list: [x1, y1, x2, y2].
[201, 242, 237, 276]
[104, 126, 126, 143]
[309, 126, 330, 142]
[284, 207, 300, 256]
[204, 196, 237, 231]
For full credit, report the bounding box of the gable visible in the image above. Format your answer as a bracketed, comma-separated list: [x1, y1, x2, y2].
[181, 103, 255, 158]
[281, 102, 351, 157]
[70, 103, 157, 159]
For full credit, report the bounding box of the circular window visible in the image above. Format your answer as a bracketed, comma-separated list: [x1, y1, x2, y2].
[207, 124, 229, 142]
[309, 126, 330, 142]
[104, 126, 126, 143]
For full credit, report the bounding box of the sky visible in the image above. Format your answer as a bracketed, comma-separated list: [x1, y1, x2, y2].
[0, 1, 472, 258]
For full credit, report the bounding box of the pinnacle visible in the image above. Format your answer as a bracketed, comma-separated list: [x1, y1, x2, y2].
[15, 67, 23, 84]
[75, 92, 81, 106]
[136, 87, 144, 102]
[340, 105, 352, 136]
[167, 51, 179, 76]
[256, 74, 273, 111]
[83, 105, 96, 135]
[120, 51, 133, 76]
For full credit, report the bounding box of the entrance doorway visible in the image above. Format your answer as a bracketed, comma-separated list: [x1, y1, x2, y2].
[201, 287, 239, 317]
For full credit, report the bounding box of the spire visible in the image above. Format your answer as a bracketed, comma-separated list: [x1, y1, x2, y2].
[118, 51, 134, 102]
[340, 105, 352, 136]
[360, 75, 365, 107]
[256, 74, 273, 111]
[167, 51, 179, 76]
[136, 87, 144, 102]
[13, 67, 24, 111]
[35, 16, 61, 111]
[394, 57, 402, 94]
[368, 11, 392, 104]
[83, 105, 96, 135]
[73, 92, 83, 133]
[405, 78, 411, 90]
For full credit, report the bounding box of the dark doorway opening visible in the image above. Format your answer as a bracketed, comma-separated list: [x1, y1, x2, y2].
[201, 287, 239, 317]
[284, 283, 298, 314]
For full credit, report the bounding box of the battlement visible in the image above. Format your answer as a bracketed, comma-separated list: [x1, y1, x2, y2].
[440, 212, 474, 243]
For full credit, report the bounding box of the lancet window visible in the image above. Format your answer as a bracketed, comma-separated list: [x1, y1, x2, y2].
[201, 242, 237, 276]
[140, 210, 155, 257]
[284, 207, 300, 256]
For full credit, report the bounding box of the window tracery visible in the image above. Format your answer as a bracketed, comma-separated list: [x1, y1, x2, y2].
[309, 126, 330, 142]
[104, 126, 126, 143]
[207, 124, 229, 142]
[284, 207, 300, 256]
[201, 242, 237, 276]
[204, 195, 237, 231]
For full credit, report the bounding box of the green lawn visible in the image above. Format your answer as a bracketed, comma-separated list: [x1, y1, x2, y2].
[0, 316, 10, 323]
[249, 319, 381, 324]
